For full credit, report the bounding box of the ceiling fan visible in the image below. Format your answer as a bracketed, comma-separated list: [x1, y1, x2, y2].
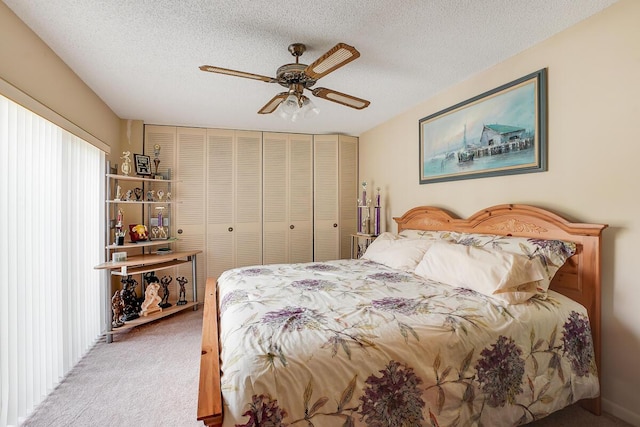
[199, 42, 370, 117]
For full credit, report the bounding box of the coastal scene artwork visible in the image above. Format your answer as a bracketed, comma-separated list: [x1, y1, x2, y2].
[419, 69, 546, 184]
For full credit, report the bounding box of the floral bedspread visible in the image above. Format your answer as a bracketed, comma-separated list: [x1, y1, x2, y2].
[216, 259, 598, 427]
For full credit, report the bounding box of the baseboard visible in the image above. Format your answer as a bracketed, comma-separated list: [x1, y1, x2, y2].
[602, 398, 640, 426]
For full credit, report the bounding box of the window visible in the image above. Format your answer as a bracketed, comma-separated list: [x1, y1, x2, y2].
[0, 93, 105, 426]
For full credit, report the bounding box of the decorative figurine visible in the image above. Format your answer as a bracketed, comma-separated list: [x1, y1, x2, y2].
[146, 190, 155, 201]
[111, 291, 124, 328]
[124, 189, 132, 201]
[153, 144, 161, 177]
[129, 224, 148, 242]
[159, 276, 172, 309]
[144, 271, 159, 287]
[134, 187, 143, 201]
[157, 190, 164, 201]
[166, 192, 171, 201]
[373, 187, 382, 236]
[176, 276, 188, 305]
[114, 185, 122, 201]
[139, 283, 162, 316]
[357, 181, 371, 234]
[120, 276, 141, 321]
[121, 151, 132, 176]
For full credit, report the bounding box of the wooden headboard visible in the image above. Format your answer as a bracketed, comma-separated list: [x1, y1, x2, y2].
[394, 204, 607, 414]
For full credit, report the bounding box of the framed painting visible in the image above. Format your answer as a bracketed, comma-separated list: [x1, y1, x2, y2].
[134, 154, 152, 176]
[419, 69, 547, 184]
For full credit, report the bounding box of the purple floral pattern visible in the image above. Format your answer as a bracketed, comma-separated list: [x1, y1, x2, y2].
[562, 311, 595, 377]
[217, 259, 599, 427]
[475, 336, 525, 407]
[367, 272, 410, 283]
[236, 394, 287, 427]
[261, 306, 325, 331]
[290, 279, 335, 292]
[220, 289, 248, 315]
[359, 360, 425, 426]
[371, 297, 420, 315]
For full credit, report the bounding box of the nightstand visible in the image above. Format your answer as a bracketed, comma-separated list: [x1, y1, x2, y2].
[350, 234, 378, 259]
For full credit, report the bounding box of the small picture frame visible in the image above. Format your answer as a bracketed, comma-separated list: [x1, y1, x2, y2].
[134, 154, 152, 176]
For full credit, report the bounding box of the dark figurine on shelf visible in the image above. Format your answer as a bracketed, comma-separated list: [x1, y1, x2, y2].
[111, 291, 124, 328]
[134, 187, 143, 201]
[176, 276, 188, 305]
[159, 275, 172, 309]
[120, 275, 141, 321]
[144, 271, 159, 287]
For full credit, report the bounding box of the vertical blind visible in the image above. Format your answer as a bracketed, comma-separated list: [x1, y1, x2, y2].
[0, 94, 104, 426]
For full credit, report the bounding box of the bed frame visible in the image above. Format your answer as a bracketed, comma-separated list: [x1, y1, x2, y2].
[197, 204, 607, 425]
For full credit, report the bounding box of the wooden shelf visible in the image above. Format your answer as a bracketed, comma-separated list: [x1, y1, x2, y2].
[106, 237, 178, 250]
[106, 200, 175, 204]
[107, 301, 198, 334]
[107, 173, 179, 183]
[95, 250, 200, 269]
[111, 259, 189, 276]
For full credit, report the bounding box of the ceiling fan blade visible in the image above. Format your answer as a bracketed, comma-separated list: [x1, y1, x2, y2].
[258, 93, 288, 114]
[312, 88, 370, 110]
[199, 65, 275, 83]
[304, 43, 360, 80]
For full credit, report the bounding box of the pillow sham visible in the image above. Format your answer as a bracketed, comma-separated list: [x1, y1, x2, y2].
[398, 229, 576, 292]
[414, 242, 546, 304]
[441, 232, 576, 292]
[362, 233, 434, 272]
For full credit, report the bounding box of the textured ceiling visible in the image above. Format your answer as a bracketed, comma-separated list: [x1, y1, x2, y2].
[4, 0, 618, 136]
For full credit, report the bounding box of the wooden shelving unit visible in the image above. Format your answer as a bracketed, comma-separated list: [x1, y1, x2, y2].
[96, 163, 200, 343]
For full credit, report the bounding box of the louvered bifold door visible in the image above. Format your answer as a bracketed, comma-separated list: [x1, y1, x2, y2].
[234, 131, 263, 268]
[175, 127, 207, 301]
[339, 136, 358, 259]
[288, 134, 313, 263]
[207, 129, 235, 280]
[263, 133, 288, 265]
[313, 135, 340, 261]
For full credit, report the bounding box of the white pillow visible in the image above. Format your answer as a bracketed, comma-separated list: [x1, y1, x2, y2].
[362, 233, 434, 272]
[414, 242, 546, 304]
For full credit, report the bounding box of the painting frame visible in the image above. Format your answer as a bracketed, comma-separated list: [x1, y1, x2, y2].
[134, 153, 152, 176]
[419, 68, 547, 184]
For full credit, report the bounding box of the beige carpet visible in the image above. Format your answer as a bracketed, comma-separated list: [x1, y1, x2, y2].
[23, 308, 631, 427]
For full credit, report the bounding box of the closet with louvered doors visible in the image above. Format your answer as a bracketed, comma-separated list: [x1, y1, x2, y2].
[205, 128, 263, 280]
[262, 132, 313, 265]
[313, 134, 358, 261]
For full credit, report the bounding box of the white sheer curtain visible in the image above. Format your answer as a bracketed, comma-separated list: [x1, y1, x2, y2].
[0, 94, 105, 427]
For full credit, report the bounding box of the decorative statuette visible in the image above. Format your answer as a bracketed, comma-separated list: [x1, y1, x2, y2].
[373, 187, 382, 236]
[153, 144, 161, 178]
[121, 151, 132, 176]
[176, 276, 188, 305]
[114, 185, 122, 201]
[357, 181, 371, 234]
[159, 276, 172, 309]
[157, 190, 164, 201]
[139, 283, 162, 316]
[111, 291, 124, 328]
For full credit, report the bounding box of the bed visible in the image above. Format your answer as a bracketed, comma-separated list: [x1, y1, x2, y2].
[198, 204, 607, 426]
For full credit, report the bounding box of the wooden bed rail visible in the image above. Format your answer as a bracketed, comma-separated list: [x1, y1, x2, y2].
[197, 277, 223, 426]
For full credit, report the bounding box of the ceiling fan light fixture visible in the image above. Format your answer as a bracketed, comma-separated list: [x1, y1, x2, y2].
[300, 96, 319, 118]
[281, 93, 299, 116]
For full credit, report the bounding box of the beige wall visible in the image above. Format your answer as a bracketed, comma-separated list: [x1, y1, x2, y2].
[360, 0, 640, 423]
[0, 2, 120, 156]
